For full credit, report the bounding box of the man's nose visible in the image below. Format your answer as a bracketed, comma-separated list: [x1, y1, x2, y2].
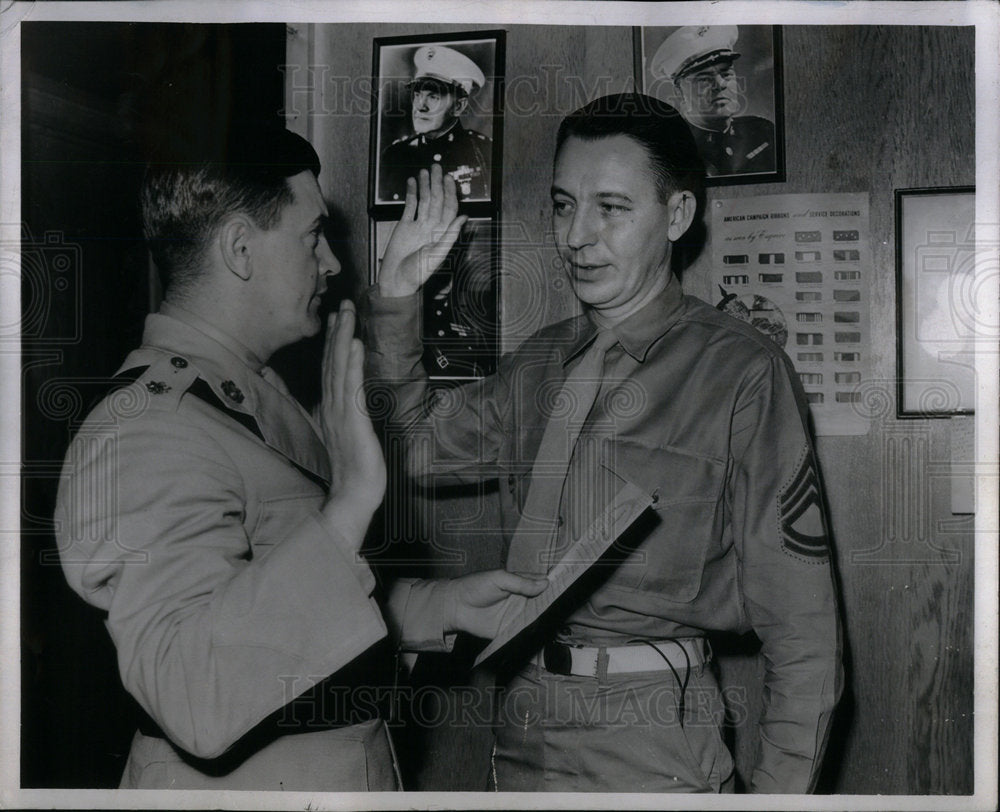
[565, 210, 596, 250]
[317, 235, 341, 277]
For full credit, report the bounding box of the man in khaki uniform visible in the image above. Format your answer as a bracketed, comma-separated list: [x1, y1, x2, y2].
[55, 125, 541, 790]
[367, 94, 841, 793]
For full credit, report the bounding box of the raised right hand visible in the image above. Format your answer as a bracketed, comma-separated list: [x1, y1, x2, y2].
[318, 301, 386, 551]
[378, 164, 467, 298]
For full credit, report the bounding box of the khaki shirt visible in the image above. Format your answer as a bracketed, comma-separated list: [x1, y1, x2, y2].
[56, 305, 449, 789]
[365, 275, 843, 793]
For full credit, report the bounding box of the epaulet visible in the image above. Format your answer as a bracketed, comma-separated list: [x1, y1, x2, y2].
[390, 133, 418, 146]
[127, 353, 201, 411]
[468, 130, 490, 142]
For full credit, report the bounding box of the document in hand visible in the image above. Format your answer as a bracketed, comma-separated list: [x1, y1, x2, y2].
[474, 480, 654, 667]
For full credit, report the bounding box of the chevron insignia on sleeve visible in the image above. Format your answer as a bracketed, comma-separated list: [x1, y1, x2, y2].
[779, 452, 830, 561]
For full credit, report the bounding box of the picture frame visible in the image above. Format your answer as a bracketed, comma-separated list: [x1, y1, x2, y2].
[895, 186, 977, 417]
[369, 30, 505, 215]
[371, 216, 499, 380]
[634, 25, 785, 186]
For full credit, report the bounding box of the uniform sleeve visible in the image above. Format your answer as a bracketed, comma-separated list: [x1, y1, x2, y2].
[383, 578, 457, 653]
[728, 352, 843, 793]
[55, 410, 387, 760]
[364, 285, 507, 485]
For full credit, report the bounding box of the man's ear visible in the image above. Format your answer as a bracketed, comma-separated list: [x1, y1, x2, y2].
[666, 190, 697, 242]
[452, 95, 469, 117]
[219, 214, 254, 281]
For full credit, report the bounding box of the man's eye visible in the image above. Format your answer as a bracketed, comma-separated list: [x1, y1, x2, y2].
[552, 200, 572, 215]
[600, 202, 629, 215]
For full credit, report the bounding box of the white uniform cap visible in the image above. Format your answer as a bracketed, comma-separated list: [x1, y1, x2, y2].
[410, 45, 485, 96]
[650, 26, 741, 82]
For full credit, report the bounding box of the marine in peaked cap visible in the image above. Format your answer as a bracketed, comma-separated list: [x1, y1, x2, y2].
[379, 44, 492, 203]
[651, 26, 776, 176]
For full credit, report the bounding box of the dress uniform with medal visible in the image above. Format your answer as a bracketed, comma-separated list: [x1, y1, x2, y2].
[652, 26, 777, 176]
[380, 45, 496, 378]
[379, 45, 492, 203]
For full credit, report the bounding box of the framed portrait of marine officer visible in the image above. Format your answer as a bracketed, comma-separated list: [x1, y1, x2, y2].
[635, 25, 786, 186]
[370, 31, 504, 214]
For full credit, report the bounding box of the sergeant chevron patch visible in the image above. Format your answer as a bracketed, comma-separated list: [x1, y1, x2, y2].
[779, 450, 830, 561]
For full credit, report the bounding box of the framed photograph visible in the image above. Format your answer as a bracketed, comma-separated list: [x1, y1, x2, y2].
[370, 31, 504, 215]
[895, 186, 976, 417]
[371, 217, 499, 380]
[635, 25, 785, 186]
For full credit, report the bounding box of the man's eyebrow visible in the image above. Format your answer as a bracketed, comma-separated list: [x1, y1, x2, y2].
[596, 191, 634, 203]
[550, 185, 573, 198]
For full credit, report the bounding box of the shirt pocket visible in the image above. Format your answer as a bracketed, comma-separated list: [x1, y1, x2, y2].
[247, 493, 325, 560]
[599, 439, 726, 604]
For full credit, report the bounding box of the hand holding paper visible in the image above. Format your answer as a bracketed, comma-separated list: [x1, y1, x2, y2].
[475, 480, 654, 667]
[443, 570, 547, 639]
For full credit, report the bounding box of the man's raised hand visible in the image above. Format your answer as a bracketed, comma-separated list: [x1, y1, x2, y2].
[378, 164, 467, 298]
[319, 301, 387, 550]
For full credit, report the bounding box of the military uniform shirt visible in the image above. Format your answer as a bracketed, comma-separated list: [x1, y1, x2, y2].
[380, 120, 491, 201]
[692, 115, 776, 176]
[365, 274, 843, 793]
[55, 304, 452, 790]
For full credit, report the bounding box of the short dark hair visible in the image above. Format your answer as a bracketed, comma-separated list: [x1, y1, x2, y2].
[555, 93, 707, 274]
[556, 92, 705, 206]
[141, 124, 321, 294]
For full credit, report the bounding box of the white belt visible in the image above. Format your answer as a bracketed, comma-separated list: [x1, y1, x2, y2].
[536, 637, 707, 678]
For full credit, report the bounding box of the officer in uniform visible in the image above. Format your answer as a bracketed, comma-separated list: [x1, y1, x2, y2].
[54, 126, 543, 790]
[379, 44, 492, 203]
[368, 95, 841, 794]
[651, 26, 776, 177]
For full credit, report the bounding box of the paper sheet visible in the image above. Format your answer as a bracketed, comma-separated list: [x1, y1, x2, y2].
[474, 482, 653, 667]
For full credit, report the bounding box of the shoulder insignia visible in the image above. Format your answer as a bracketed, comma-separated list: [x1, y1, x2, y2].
[779, 447, 830, 562]
[129, 354, 200, 411]
[221, 380, 245, 404]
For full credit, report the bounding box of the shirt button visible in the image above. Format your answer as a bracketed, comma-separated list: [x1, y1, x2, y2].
[170, 356, 187, 368]
[433, 153, 442, 161]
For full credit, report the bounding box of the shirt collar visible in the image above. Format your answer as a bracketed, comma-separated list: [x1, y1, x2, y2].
[419, 119, 460, 143]
[562, 273, 686, 366]
[156, 301, 266, 372]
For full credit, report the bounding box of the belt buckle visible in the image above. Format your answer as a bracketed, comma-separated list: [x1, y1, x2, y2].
[542, 641, 572, 675]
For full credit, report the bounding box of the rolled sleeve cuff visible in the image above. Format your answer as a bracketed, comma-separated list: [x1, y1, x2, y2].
[364, 286, 423, 375]
[384, 578, 457, 653]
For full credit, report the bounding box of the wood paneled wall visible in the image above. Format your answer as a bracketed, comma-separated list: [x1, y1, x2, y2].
[294, 23, 974, 794]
